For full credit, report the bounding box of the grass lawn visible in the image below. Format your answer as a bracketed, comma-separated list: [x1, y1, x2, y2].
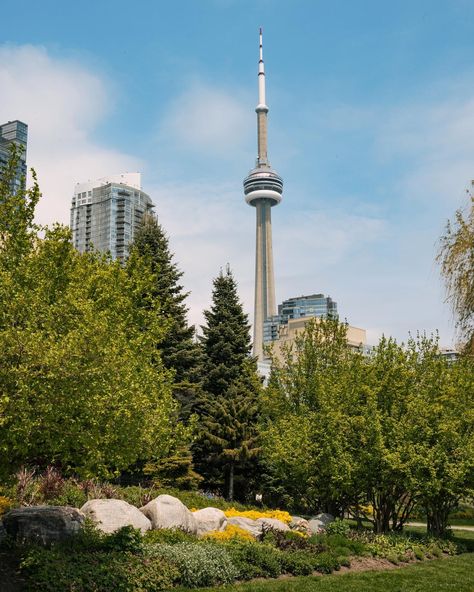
[190, 554, 474, 592]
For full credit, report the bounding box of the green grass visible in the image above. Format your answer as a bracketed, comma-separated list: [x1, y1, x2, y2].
[188, 554, 474, 592]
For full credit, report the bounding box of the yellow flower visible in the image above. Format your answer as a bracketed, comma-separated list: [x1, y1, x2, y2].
[204, 524, 254, 541]
[0, 496, 12, 516]
[223, 508, 292, 524]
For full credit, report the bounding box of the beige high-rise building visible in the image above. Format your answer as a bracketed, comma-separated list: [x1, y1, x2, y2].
[266, 317, 367, 365]
[244, 29, 283, 361]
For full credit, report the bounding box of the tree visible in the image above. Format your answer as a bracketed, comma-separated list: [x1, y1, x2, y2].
[437, 194, 474, 352]
[261, 317, 366, 515]
[408, 338, 474, 536]
[131, 214, 202, 416]
[0, 148, 181, 478]
[194, 267, 261, 500]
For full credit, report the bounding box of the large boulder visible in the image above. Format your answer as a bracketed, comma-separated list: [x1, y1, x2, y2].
[2, 506, 84, 545]
[140, 495, 197, 534]
[308, 512, 334, 534]
[81, 499, 151, 534]
[227, 516, 262, 538]
[193, 507, 227, 536]
[256, 517, 289, 532]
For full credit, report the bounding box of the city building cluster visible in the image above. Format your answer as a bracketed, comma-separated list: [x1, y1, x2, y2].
[1, 31, 400, 368]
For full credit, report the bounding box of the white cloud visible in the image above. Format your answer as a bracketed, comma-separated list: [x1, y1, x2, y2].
[158, 82, 252, 159]
[0, 45, 141, 226]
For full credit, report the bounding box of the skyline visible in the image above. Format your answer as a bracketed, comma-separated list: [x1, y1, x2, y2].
[2, 0, 473, 346]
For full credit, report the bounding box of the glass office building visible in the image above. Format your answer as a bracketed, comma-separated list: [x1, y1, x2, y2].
[70, 173, 153, 262]
[263, 293, 338, 344]
[0, 120, 28, 191]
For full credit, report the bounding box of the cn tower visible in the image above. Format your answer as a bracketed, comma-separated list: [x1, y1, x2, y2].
[244, 28, 283, 361]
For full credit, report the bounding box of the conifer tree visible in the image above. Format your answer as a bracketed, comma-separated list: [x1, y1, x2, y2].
[131, 213, 202, 416]
[195, 267, 262, 500]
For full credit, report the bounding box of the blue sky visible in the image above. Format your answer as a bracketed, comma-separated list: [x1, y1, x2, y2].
[2, 0, 474, 346]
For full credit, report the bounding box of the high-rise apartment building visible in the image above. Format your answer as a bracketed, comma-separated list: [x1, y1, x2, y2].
[70, 173, 153, 262]
[263, 294, 337, 344]
[0, 120, 28, 190]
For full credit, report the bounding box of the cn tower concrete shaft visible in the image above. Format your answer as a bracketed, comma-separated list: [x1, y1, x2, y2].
[254, 200, 276, 359]
[243, 29, 283, 361]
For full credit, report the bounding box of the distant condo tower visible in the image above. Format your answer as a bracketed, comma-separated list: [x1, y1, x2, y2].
[243, 29, 283, 361]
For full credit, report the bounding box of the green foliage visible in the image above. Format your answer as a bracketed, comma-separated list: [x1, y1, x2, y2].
[312, 551, 341, 574]
[102, 526, 144, 554]
[131, 213, 203, 417]
[280, 550, 316, 575]
[437, 193, 474, 350]
[325, 519, 351, 537]
[144, 528, 198, 545]
[261, 318, 474, 535]
[20, 547, 177, 592]
[144, 445, 203, 490]
[195, 267, 262, 500]
[222, 540, 283, 579]
[147, 542, 238, 588]
[0, 149, 181, 479]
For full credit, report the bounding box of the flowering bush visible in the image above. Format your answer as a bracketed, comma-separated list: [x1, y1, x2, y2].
[224, 508, 292, 524]
[204, 524, 254, 542]
[0, 495, 12, 515]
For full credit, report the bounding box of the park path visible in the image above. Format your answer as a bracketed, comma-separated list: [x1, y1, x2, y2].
[407, 522, 474, 532]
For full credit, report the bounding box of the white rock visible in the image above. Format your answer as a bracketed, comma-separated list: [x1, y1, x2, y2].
[140, 494, 197, 534]
[193, 507, 227, 536]
[308, 518, 324, 533]
[314, 512, 334, 526]
[227, 516, 262, 537]
[81, 499, 151, 534]
[256, 517, 289, 532]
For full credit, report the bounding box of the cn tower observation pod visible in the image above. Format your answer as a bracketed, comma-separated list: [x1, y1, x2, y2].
[243, 167, 283, 207]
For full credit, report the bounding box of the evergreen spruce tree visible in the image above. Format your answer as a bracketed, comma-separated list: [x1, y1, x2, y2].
[195, 267, 262, 500]
[131, 213, 202, 416]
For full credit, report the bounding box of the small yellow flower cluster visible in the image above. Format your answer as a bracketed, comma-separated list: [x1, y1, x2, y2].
[204, 524, 254, 542]
[224, 508, 293, 524]
[0, 496, 12, 516]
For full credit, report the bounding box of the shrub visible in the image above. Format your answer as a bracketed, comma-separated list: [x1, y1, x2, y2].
[103, 526, 143, 554]
[0, 495, 12, 515]
[49, 481, 87, 508]
[144, 528, 197, 545]
[281, 550, 316, 575]
[148, 542, 238, 587]
[325, 519, 351, 537]
[414, 546, 425, 560]
[386, 551, 399, 565]
[339, 556, 351, 567]
[313, 551, 340, 574]
[204, 524, 254, 542]
[223, 540, 283, 579]
[20, 547, 177, 592]
[333, 545, 351, 557]
[262, 528, 325, 553]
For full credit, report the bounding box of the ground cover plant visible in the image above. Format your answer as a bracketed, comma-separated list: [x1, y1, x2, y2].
[2, 521, 467, 592]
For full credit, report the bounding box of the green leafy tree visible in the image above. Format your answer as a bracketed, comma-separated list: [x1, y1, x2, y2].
[407, 338, 474, 536]
[0, 148, 181, 478]
[131, 213, 202, 417]
[194, 267, 261, 500]
[437, 194, 474, 353]
[261, 317, 366, 514]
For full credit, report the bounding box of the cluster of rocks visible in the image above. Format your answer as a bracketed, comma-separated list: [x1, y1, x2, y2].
[0, 494, 334, 546]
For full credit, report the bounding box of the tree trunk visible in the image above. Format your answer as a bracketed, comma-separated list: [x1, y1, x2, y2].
[426, 503, 451, 537]
[227, 462, 234, 501]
